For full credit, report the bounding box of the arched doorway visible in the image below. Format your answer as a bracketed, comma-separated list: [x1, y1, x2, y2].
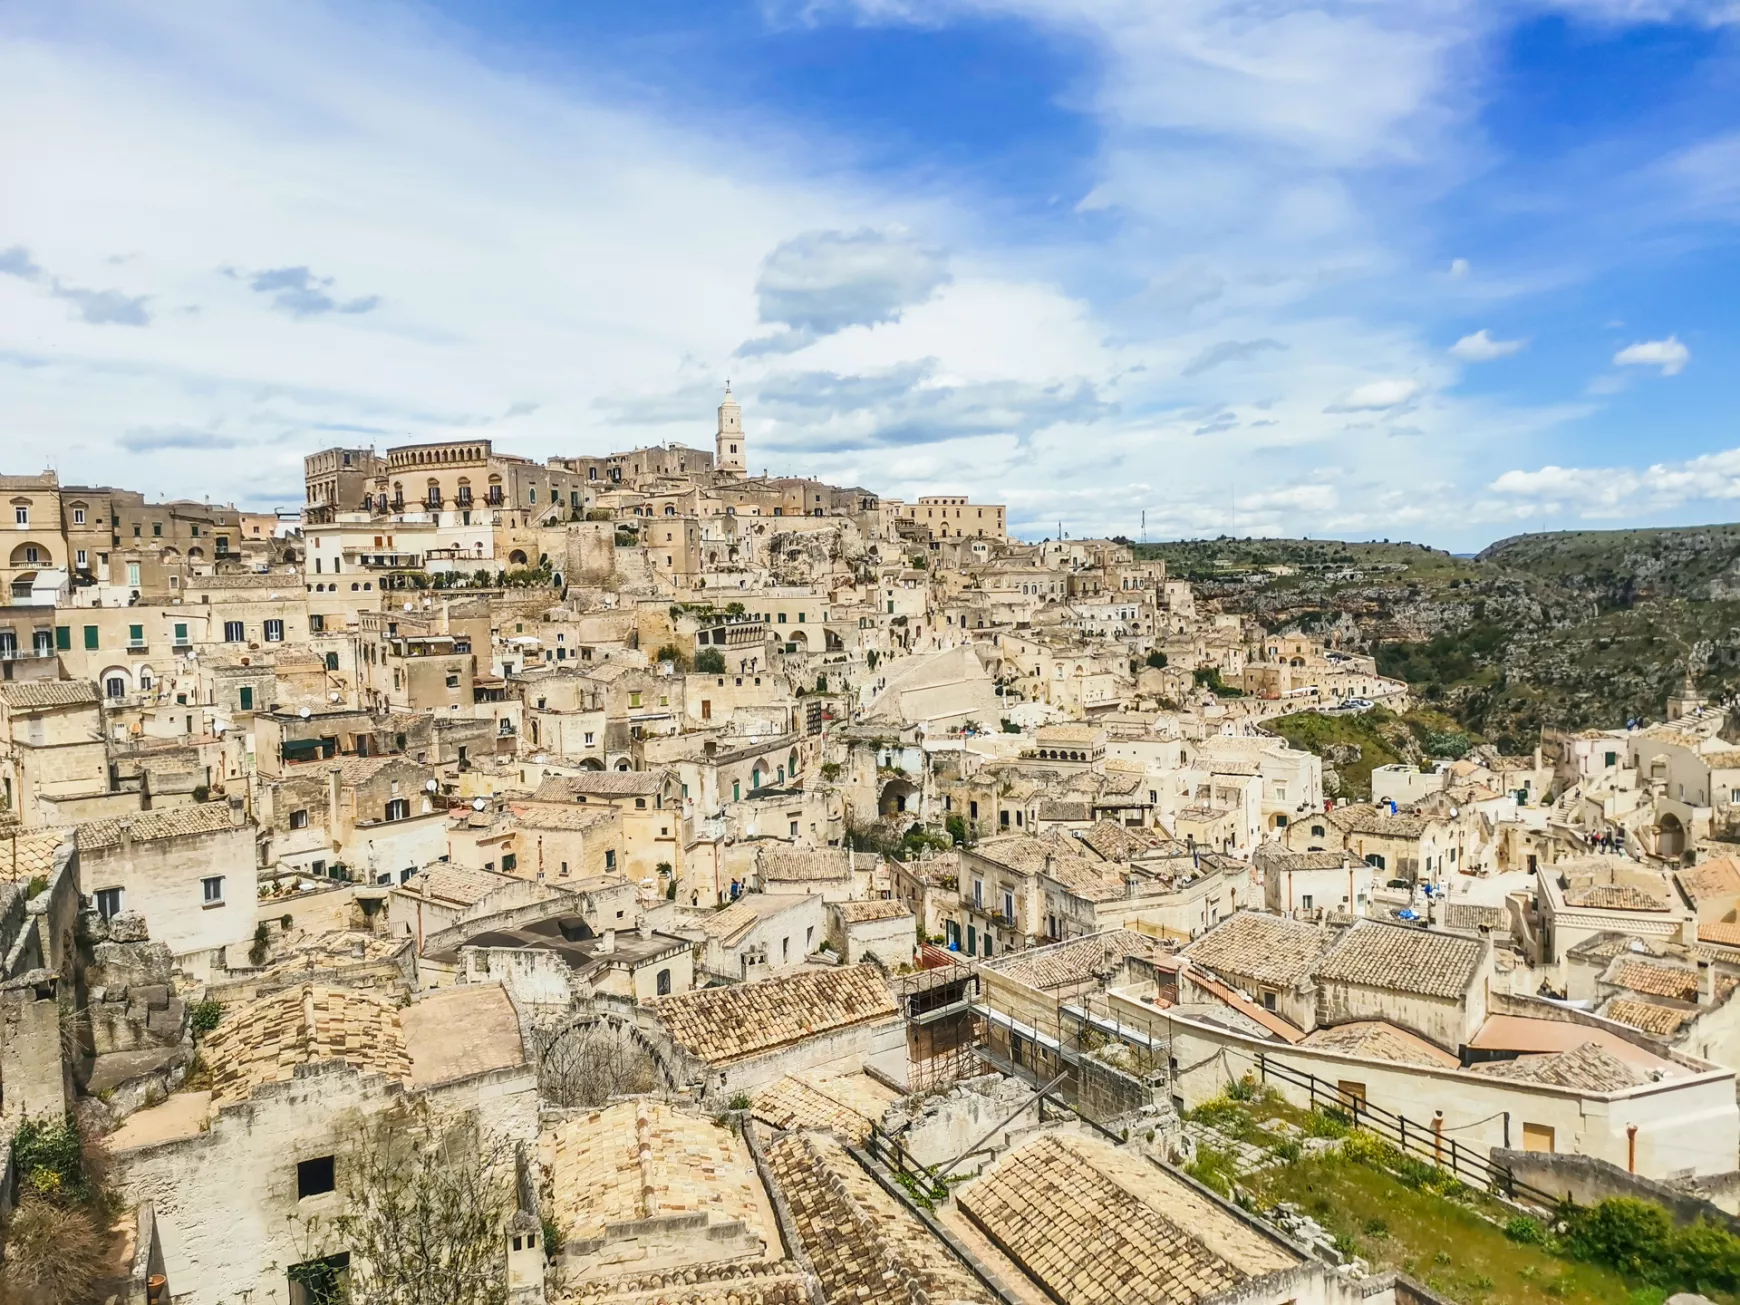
[1658, 813, 1686, 860]
[879, 777, 918, 817]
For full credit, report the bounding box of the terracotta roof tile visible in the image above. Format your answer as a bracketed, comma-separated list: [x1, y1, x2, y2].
[991, 929, 1170, 992]
[0, 680, 100, 710]
[78, 802, 244, 851]
[1603, 998, 1692, 1037]
[1609, 960, 1701, 1002]
[201, 984, 411, 1106]
[1472, 1041, 1643, 1091]
[1315, 922, 1484, 999]
[652, 964, 897, 1066]
[1184, 913, 1326, 990]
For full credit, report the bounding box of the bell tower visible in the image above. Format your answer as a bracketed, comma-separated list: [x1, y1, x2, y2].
[716, 382, 746, 479]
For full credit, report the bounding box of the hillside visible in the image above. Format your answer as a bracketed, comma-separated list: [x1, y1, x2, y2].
[1146, 527, 1740, 750]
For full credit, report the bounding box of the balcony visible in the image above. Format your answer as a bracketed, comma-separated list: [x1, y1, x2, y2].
[0, 646, 56, 663]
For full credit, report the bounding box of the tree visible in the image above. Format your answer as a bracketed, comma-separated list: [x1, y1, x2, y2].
[654, 643, 689, 670]
[695, 647, 725, 674]
[1145, 650, 1168, 669]
[945, 813, 970, 846]
[330, 1103, 517, 1305]
[534, 1020, 660, 1107]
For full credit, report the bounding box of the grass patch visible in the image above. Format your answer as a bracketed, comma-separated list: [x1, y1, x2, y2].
[1248, 1151, 1728, 1305]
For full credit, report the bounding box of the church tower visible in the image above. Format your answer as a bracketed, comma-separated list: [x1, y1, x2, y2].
[716, 383, 746, 478]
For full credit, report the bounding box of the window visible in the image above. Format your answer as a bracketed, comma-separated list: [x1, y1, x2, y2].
[1605, 751, 1618, 767]
[94, 887, 123, 918]
[76, 548, 87, 567]
[290, 809, 309, 830]
[83, 625, 98, 650]
[790, 820, 799, 836]
[297, 1156, 336, 1199]
[1301, 894, 1313, 911]
[173, 622, 189, 644]
[656, 968, 672, 996]
[973, 879, 983, 906]
[629, 691, 642, 708]
[105, 676, 126, 700]
[12, 506, 25, 526]
[264, 619, 284, 642]
[126, 562, 140, 587]
[153, 522, 162, 537]
[605, 849, 617, 871]
[1002, 890, 1014, 920]
[202, 875, 225, 905]
[128, 623, 144, 648]
[501, 853, 518, 873]
[1262, 991, 1277, 1011]
[782, 936, 790, 962]
[54, 625, 70, 651]
[445, 673, 459, 688]
[239, 686, 253, 711]
[309, 614, 324, 634]
[72, 507, 85, 525]
[385, 798, 410, 821]
[325, 652, 339, 671]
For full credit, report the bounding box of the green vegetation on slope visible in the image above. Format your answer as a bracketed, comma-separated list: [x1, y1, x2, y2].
[1148, 525, 1740, 748]
[1267, 706, 1476, 800]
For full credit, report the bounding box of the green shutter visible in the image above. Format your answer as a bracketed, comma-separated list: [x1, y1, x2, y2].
[83, 626, 98, 650]
[239, 686, 253, 711]
[54, 626, 70, 651]
[128, 624, 143, 643]
[174, 623, 188, 641]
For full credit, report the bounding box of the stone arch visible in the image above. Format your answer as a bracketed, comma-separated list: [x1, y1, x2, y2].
[879, 776, 917, 818]
[8, 540, 53, 567]
[1658, 812, 1686, 860]
[508, 549, 529, 566]
[99, 665, 131, 699]
[534, 1008, 689, 1105]
[579, 756, 606, 771]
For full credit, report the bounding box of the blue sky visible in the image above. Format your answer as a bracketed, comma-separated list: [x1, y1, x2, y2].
[3, 0, 1739, 548]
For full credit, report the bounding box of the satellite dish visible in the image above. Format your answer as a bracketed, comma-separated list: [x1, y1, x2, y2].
[299, 706, 312, 719]
[403, 601, 413, 612]
[329, 692, 341, 702]
[472, 797, 487, 811]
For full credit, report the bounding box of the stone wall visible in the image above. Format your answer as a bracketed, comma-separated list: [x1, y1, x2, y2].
[1492, 1147, 1740, 1231]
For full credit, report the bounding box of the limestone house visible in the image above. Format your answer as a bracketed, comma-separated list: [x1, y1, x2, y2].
[0, 679, 114, 827]
[1285, 802, 1470, 886]
[855, 643, 1000, 730]
[543, 1099, 784, 1287]
[676, 891, 827, 982]
[76, 801, 259, 972]
[105, 982, 538, 1305]
[1257, 844, 1372, 918]
[828, 897, 914, 966]
[649, 961, 904, 1100]
[1534, 857, 1695, 967]
[748, 1065, 900, 1143]
[753, 845, 875, 902]
[1591, 952, 1740, 1065]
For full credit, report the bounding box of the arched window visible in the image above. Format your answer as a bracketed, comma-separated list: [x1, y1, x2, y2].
[656, 968, 672, 996]
[105, 675, 126, 699]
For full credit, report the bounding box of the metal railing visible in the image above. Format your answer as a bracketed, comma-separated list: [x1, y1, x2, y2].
[1254, 1053, 1560, 1209]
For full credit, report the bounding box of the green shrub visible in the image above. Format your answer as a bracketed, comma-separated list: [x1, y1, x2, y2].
[1145, 650, 1168, 669]
[542, 1218, 562, 1258]
[1225, 1074, 1258, 1101]
[1505, 1215, 1544, 1244]
[12, 1118, 87, 1205]
[695, 648, 726, 674]
[1304, 1106, 1351, 1138]
[654, 644, 690, 669]
[727, 1092, 751, 1112]
[189, 999, 224, 1034]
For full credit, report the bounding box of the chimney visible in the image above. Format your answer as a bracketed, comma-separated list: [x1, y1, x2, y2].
[328, 765, 342, 832]
[228, 794, 246, 826]
[119, 819, 133, 852]
[599, 928, 616, 955]
[637, 919, 652, 940]
[1700, 959, 1716, 1005]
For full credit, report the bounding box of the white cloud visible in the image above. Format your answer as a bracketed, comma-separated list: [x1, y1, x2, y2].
[1612, 335, 1690, 376]
[1449, 328, 1525, 361]
[1489, 447, 1740, 517]
[1324, 378, 1423, 412]
[1448, 257, 1470, 278]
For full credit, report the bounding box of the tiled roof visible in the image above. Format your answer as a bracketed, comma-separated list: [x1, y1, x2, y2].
[764, 1130, 993, 1305]
[1076, 820, 1169, 862]
[990, 929, 1169, 992]
[1471, 1041, 1643, 1092]
[758, 848, 854, 882]
[693, 901, 761, 943]
[1184, 912, 1326, 990]
[545, 1100, 767, 1240]
[837, 899, 911, 924]
[751, 1076, 880, 1143]
[77, 802, 242, 851]
[1603, 998, 1693, 1037]
[507, 803, 617, 833]
[399, 863, 518, 906]
[533, 770, 671, 799]
[1610, 960, 1700, 1002]
[0, 680, 100, 710]
[956, 1133, 1295, 1305]
[1442, 902, 1511, 933]
[201, 985, 411, 1106]
[1315, 922, 1483, 999]
[1678, 857, 1740, 904]
[556, 1263, 810, 1305]
[1300, 1021, 1460, 1068]
[0, 829, 70, 883]
[652, 964, 897, 1065]
[1327, 803, 1429, 838]
[1564, 884, 1670, 911]
[1700, 921, 1740, 948]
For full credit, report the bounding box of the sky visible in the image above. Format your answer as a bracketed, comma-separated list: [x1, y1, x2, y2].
[3, 1, 1740, 550]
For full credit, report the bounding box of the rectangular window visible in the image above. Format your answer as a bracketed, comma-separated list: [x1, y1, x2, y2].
[153, 522, 162, 537]
[605, 850, 617, 871]
[128, 623, 144, 647]
[224, 621, 244, 641]
[501, 853, 518, 873]
[83, 625, 98, 650]
[95, 887, 123, 919]
[385, 798, 409, 821]
[297, 1156, 336, 1199]
[126, 562, 140, 587]
[13, 507, 25, 526]
[264, 619, 284, 642]
[325, 652, 339, 670]
[76, 548, 87, 567]
[173, 622, 188, 643]
[202, 875, 225, 904]
[290, 808, 309, 829]
[54, 625, 70, 651]
[238, 686, 253, 711]
[309, 614, 324, 634]
[73, 507, 85, 525]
